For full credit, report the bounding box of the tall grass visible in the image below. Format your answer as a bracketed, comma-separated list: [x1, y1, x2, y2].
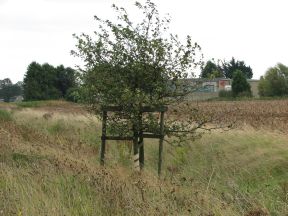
[1, 102, 287, 215]
[0, 110, 12, 121]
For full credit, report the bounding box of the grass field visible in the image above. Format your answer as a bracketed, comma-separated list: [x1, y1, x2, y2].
[0, 100, 287, 215]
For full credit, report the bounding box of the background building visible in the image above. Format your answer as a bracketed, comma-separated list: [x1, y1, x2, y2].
[185, 78, 259, 101]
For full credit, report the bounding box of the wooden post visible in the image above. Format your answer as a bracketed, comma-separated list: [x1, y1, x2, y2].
[138, 113, 144, 170]
[158, 111, 165, 176]
[139, 131, 144, 170]
[133, 128, 140, 171]
[100, 111, 107, 165]
[99, 105, 167, 173]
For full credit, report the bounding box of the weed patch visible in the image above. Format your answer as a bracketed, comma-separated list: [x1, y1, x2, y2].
[16, 101, 45, 108]
[0, 109, 12, 121]
[11, 153, 45, 167]
[47, 120, 66, 135]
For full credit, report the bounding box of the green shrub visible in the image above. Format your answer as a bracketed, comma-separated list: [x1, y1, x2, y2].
[16, 101, 44, 108]
[7, 152, 45, 167]
[219, 90, 233, 98]
[237, 90, 252, 97]
[0, 110, 13, 121]
[173, 146, 188, 166]
[65, 87, 81, 103]
[47, 120, 66, 135]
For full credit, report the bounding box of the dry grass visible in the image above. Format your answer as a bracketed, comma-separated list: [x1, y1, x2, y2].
[0, 100, 288, 215]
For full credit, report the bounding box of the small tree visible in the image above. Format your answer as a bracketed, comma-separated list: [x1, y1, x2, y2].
[72, 0, 208, 143]
[232, 70, 251, 97]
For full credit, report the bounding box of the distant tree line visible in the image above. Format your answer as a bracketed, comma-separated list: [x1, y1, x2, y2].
[0, 78, 23, 102]
[202, 58, 288, 98]
[23, 62, 79, 101]
[201, 57, 253, 79]
[3, 60, 288, 103]
[201, 57, 253, 97]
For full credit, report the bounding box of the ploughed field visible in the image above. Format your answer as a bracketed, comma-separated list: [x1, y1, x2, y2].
[171, 99, 288, 132]
[0, 100, 287, 216]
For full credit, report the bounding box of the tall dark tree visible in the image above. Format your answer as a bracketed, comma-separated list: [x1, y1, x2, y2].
[23, 62, 58, 100]
[55, 65, 77, 97]
[200, 60, 223, 78]
[221, 57, 253, 79]
[232, 70, 251, 97]
[23, 62, 77, 101]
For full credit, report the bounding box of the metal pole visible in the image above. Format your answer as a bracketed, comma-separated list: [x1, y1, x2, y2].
[100, 111, 107, 165]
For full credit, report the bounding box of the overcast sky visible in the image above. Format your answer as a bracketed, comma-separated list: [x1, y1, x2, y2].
[1, 0, 288, 83]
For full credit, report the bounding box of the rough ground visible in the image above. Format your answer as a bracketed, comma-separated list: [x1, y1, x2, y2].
[0, 100, 287, 215]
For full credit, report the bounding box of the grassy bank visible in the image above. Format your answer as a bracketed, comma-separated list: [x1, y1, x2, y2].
[0, 101, 287, 215]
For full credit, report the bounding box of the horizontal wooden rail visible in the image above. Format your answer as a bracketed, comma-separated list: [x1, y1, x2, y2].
[101, 105, 168, 112]
[102, 136, 133, 141]
[101, 134, 164, 141]
[142, 134, 164, 139]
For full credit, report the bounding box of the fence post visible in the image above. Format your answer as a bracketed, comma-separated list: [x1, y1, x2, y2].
[158, 111, 165, 176]
[139, 133, 144, 170]
[100, 111, 107, 165]
[133, 127, 140, 171]
[138, 113, 144, 170]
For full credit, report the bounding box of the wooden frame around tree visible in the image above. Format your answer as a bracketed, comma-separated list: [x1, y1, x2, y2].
[100, 105, 167, 175]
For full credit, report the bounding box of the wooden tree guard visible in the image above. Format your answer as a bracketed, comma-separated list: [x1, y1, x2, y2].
[100, 105, 167, 176]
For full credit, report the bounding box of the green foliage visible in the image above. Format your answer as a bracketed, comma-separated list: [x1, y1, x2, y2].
[55, 65, 78, 97]
[0, 78, 22, 102]
[23, 62, 77, 101]
[173, 146, 188, 166]
[258, 63, 288, 97]
[218, 90, 233, 98]
[11, 153, 44, 167]
[201, 58, 253, 79]
[57, 175, 98, 215]
[47, 120, 66, 135]
[201, 60, 223, 78]
[72, 1, 202, 106]
[221, 57, 253, 79]
[0, 78, 12, 86]
[237, 90, 252, 97]
[232, 70, 251, 97]
[65, 87, 81, 102]
[72, 0, 203, 140]
[0, 110, 12, 121]
[116, 142, 132, 166]
[16, 101, 45, 108]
